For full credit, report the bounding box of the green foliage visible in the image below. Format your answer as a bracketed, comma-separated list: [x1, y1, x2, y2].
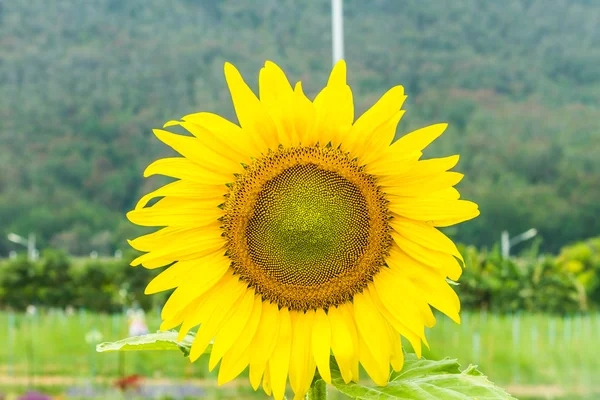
[0, 250, 160, 312]
[0, 0, 599, 255]
[0, 250, 77, 309]
[97, 330, 198, 357]
[3, 311, 597, 399]
[70, 258, 126, 313]
[96, 332, 514, 399]
[456, 242, 586, 314]
[330, 354, 515, 399]
[0, 256, 43, 309]
[1, 238, 597, 313]
[556, 237, 600, 305]
[38, 249, 76, 307]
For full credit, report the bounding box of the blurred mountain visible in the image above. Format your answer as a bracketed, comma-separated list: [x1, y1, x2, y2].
[1, 0, 598, 254]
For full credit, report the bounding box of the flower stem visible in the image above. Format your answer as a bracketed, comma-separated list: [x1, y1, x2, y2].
[307, 378, 327, 400]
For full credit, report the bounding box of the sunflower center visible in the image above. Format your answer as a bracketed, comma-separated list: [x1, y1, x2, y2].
[247, 164, 370, 286]
[222, 146, 391, 311]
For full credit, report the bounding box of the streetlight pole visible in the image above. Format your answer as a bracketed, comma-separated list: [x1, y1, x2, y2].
[331, 0, 344, 65]
[27, 233, 36, 261]
[7, 232, 38, 261]
[501, 228, 538, 259]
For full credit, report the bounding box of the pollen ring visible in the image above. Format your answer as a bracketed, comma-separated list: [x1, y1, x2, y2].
[222, 146, 392, 311]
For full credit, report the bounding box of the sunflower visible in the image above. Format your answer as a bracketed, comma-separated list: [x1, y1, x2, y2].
[127, 60, 479, 400]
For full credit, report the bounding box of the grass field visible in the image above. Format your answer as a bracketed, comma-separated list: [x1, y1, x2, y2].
[1, 310, 598, 399]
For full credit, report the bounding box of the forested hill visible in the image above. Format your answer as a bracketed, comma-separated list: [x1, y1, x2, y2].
[1, 0, 599, 255]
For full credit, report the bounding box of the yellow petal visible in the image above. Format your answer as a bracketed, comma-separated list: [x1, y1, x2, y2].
[431, 209, 481, 227]
[376, 155, 460, 187]
[262, 365, 272, 396]
[347, 85, 406, 158]
[363, 150, 421, 178]
[295, 354, 317, 400]
[289, 310, 315, 395]
[209, 288, 256, 370]
[143, 157, 229, 185]
[171, 288, 217, 340]
[249, 301, 280, 390]
[384, 172, 464, 198]
[126, 198, 223, 228]
[373, 270, 429, 343]
[218, 342, 251, 386]
[391, 232, 463, 280]
[128, 225, 214, 253]
[153, 195, 221, 211]
[152, 129, 243, 175]
[224, 62, 278, 152]
[228, 294, 264, 356]
[389, 196, 479, 224]
[390, 216, 464, 262]
[378, 264, 437, 329]
[392, 123, 448, 153]
[328, 304, 358, 384]
[269, 307, 292, 400]
[188, 278, 248, 361]
[368, 285, 424, 358]
[337, 303, 361, 382]
[327, 59, 347, 87]
[134, 180, 226, 210]
[159, 299, 197, 331]
[357, 333, 388, 387]
[358, 110, 406, 166]
[159, 255, 231, 321]
[145, 260, 196, 294]
[312, 61, 353, 148]
[430, 187, 461, 200]
[218, 294, 263, 385]
[178, 271, 245, 341]
[387, 249, 461, 323]
[293, 82, 317, 146]
[387, 323, 405, 372]
[313, 85, 353, 148]
[179, 113, 260, 160]
[259, 61, 295, 148]
[354, 291, 391, 386]
[129, 225, 225, 269]
[312, 308, 332, 384]
[130, 242, 224, 270]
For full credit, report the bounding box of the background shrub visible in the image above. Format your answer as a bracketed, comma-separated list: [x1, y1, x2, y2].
[1, 238, 598, 314]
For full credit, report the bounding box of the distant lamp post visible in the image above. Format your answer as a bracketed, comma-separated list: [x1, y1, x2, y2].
[7, 232, 38, 261]
[501, 228, 538, 259]
[331, 0, 344, 65]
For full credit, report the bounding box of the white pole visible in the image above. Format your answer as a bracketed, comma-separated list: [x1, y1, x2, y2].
[7, 232, 37, 261]
[27, 233, 36, 261]
[501, 228, 537, 259]
[509, 228, 537, 247]
[331, 0, 344, 65]
[501, 230, 510, 259]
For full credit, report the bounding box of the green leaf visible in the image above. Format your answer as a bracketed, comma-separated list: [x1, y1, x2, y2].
[96, 330, 205, 357]
[330, 353, 516, 399]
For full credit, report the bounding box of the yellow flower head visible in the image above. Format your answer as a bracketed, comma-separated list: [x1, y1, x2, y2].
[127, 60, 479, 400]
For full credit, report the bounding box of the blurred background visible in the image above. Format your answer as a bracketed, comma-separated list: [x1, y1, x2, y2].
[1, 0, 599, 399]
